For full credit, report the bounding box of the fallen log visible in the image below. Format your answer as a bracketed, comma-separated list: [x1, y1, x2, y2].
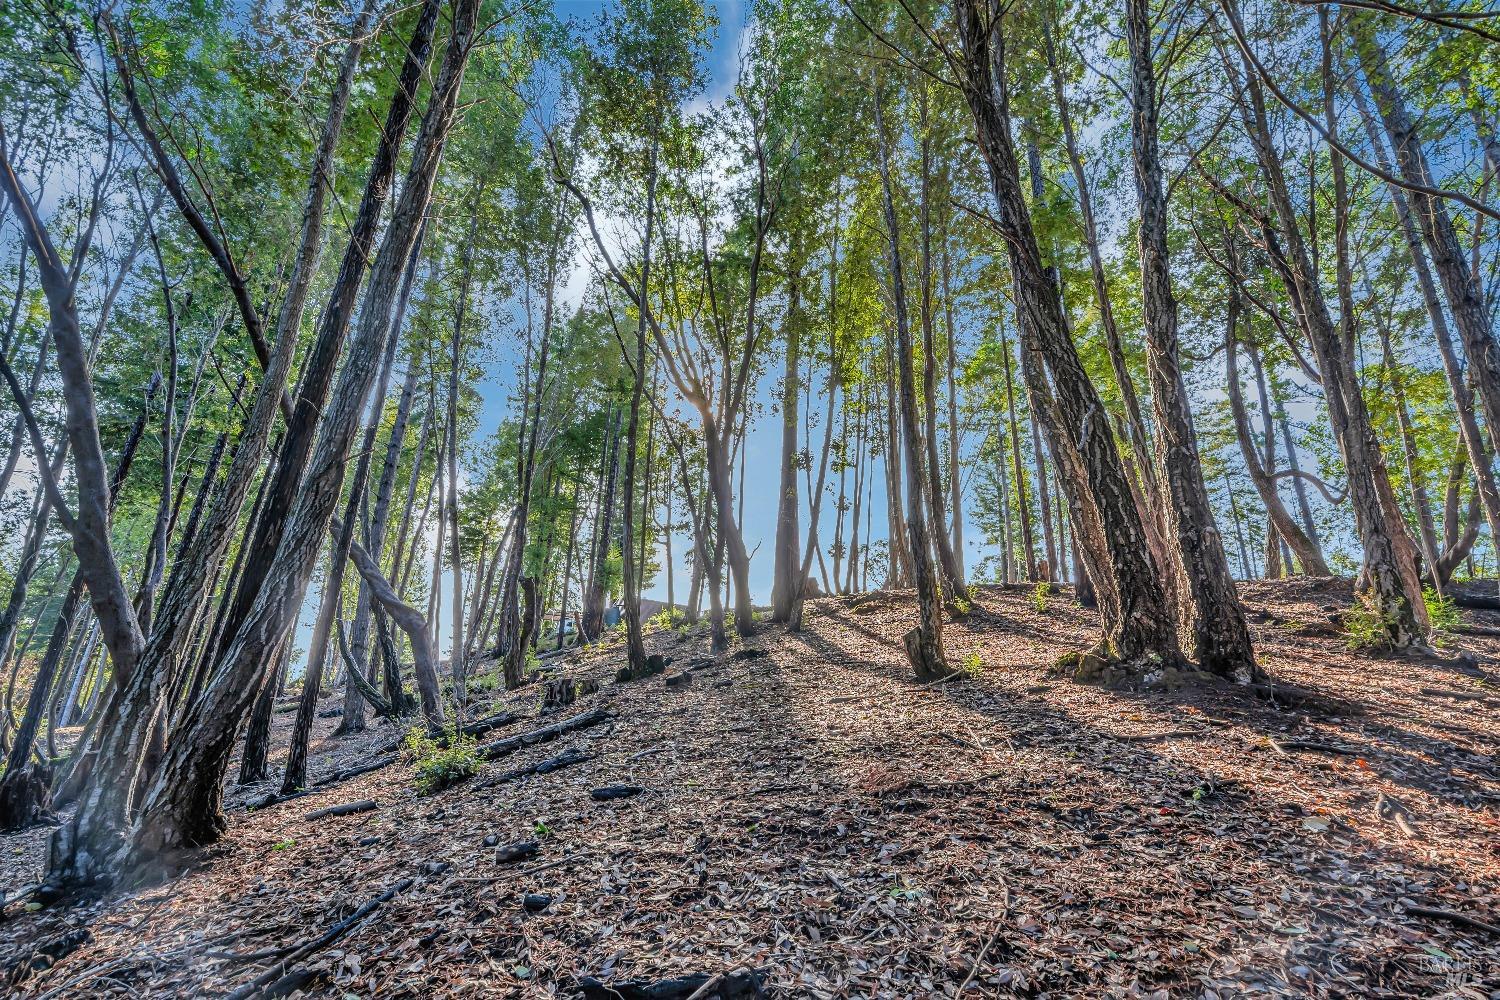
[314, 755, 398, 787]
[375, 710, 523, 754]
[591, 785, 644, 801]
[1447, 582, 1500, 611]
[222, 877, 413, 1000]
[575, 969, 767, 999]
[305, 800, 376, 821]
[475, 708, 611, 763]
[1404, 903, 1500, 937]
[1268, 737, 1360, 756]
[1454, 622, 1500, 637]
[474, 748, 593, 790]
[1419, 686, 1491, 703]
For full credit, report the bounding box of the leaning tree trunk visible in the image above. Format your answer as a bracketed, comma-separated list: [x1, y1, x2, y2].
[953, 0, 1179, 669]
[1225, 22, 1425, 648]
[121, 0, 473, 879]
[0, 380, 158, 830]
[1224, 295, 1331, 577]
[1358, 28, 1500, 482]
[1348, 75, 1500, 551]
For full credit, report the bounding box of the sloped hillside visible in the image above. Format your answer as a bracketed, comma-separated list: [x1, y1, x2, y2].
[3, 580, 1498, 998]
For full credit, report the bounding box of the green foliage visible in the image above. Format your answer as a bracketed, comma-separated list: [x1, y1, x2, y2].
[1342, 597, 1396, 651]
[405, 726, 481, 796]
[1423, 588, 1460, 646]
[1030, 582, 1049, 614]
[961, 651, 983, 676]
[647, 607, 688, 631]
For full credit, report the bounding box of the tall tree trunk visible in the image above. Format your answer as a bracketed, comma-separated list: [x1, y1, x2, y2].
[771, 259, 803, 622]
[874, 83, 947, 680]
[1222, 15, 1426, 647]
[1126, 0, 1256, 679]
[618, 143, 658, 677]
[123, 0, 474, 877]
[917, 87, 968, 604]
[1357, 27, 1500, 479]
[1349, 71, 1500, 549]
[1041, 18, 1154, 482]
[581, 408, 619, 643]
[998, 321, 1036, 580]
[953, 0, 1179, 669]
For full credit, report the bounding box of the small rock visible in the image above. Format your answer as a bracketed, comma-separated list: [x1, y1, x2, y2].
[522, 893, 552, 913]
[495, 840, 541, 864]
[424, 861, 452, 876]
[483, 834, 499, 848]
[713, 679, 733, 689]
[358, 835, 381, 847]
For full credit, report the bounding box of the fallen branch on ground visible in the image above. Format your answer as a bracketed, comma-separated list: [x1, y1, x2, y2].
[1404, 903, 1500, 937]
[575, 968, 767, 999]
[475, 708, 612, 762]
[375, 710, 523, 754]
[1268, 737, 1360, 756]
[474, 748, 593, 790]
[1418, 687, 1491, 703]
[222, 877, 414, 1000]
[1114, 729, 1201, 744]
[305, 799, 376, 821]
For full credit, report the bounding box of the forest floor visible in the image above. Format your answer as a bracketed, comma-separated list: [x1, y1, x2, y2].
[2, 579, 1499, 999]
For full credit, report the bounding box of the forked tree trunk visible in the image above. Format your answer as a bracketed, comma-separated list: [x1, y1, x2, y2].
[1224, 291, 1331, 577]
[1223, 17, 1425, 647]
[953, 0, 1179, 670]
[119, 0, 473, 881]
[1125, 0, 1257, 680]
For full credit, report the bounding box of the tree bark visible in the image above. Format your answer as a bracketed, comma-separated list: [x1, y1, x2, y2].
[953, 0, 1179, 668]
[874, 84, 947, 680]
[122, 0, 472, 877]
[1125, 0, 1257, 679]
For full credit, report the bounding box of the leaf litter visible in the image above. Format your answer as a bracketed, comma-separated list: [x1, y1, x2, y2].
[2, 579, 1498, 998]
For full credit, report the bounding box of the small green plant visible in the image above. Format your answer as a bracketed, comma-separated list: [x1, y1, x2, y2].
[952, 593, 973, 615]
[271, 839, 295, 851]
[1342, 596, 1395, 651]
[961, 651, 983, 676]
[886, 876, 923, 901]
[1423, 587, 1460, 646]
[532, 820, 553, 839]
[524, 648, 543, 675]
[1030, 581, 1049, 614]
[647, 607, 688, 632]
[405, 724, 480, 796]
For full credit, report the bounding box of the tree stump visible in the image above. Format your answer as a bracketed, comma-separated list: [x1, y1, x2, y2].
[0, 765, 56, 833]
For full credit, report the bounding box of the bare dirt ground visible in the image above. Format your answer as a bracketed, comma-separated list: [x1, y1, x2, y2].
[2, 579, 1498, 998]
